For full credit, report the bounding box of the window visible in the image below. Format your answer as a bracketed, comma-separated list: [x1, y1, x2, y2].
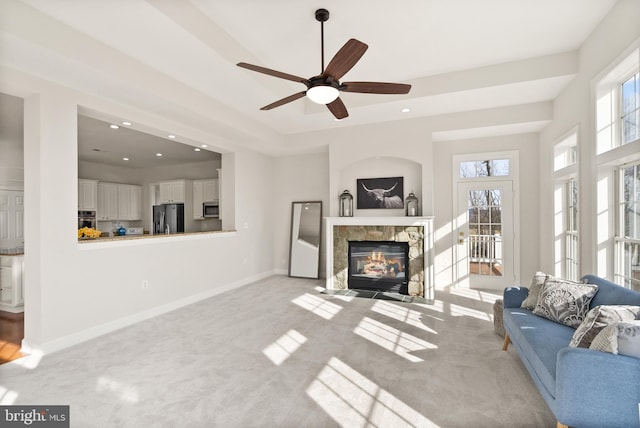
[459, 159, 510, 178]
[566, 179, 579, 280]
[615, 162, 640, 291]
[596, 48, 640, 154]
[554, 133, 578, 171]
[553, 130, 579, 280]
[622, 72, 639, 145]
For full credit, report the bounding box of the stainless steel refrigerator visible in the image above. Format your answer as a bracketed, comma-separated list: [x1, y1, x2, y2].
[153, 204, 185, 234]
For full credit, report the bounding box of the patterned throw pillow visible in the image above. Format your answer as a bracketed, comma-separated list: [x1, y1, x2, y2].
[589, 323, 619, 353]
[618, 320, 640, 358]
[532, 278, 598, 327]
[520, 271, 549, 310]
[590, 320, 640, 358]
[569, 305, 640, 348]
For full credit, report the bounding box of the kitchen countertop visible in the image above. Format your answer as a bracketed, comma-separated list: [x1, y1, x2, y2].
[78, 230, 235, 243]
[0, 248, 24, 256]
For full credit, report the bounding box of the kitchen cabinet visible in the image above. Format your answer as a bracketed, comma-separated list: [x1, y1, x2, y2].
[97, 182, 119, 221]
[99, 182, 142, 221]
[0, 255, 24, 311]
[118, 184, 142, 220]
[159, 180, 186, 204]
[192, 179, 218, 220]
[0, 190, 24, 247]
[78, 179, 98, 210]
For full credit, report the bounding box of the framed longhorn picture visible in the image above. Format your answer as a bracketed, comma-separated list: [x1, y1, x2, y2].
[356, 177, 404, 209]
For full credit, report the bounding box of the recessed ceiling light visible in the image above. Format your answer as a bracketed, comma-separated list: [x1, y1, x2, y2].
[168, 135, 176, 139]
[200, 144, 208, 148]
[121, 121, 132, 126]
[156, 153, 163, 157]
[194, 148, 201, 152]
[401, 108, 411, 113]
[123, 157, 129, 161]
[109, 124, 119, 129]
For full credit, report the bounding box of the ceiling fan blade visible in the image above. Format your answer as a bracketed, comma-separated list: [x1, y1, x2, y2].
[326, 97, 349, 120]
[237, 62, 309, 84]
[341, 82, 412, 94]
[260, 91, 307, 110]
[323, 39, 368, 80]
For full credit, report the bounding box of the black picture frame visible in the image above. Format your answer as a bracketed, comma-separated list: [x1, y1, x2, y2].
[356, 176, 404, 209]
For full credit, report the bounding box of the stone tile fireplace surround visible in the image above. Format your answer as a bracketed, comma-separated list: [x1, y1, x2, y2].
[325, 217, 434, 300]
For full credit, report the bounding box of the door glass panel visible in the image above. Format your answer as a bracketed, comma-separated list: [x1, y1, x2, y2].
[468, 189, 503, 277]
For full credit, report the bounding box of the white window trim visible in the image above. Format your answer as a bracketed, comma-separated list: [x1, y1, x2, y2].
[551, 127, 580, 279]
[593, 39, 640, 156]
[613, 161, 640, 289]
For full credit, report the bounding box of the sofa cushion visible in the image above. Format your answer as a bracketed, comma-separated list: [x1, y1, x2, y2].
[581, 275, 640, 307]
[569, 305, 640, 348]
[503, 307, 575, 398]
[520, 271, 549, 310]
[590, 320, 640, 358]
[533, 279, 598, 327]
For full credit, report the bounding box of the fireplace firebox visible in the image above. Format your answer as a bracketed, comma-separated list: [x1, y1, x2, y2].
[348, 241, 410, 294]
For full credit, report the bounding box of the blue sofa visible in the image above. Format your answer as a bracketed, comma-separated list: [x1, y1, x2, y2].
[502, 275, 640, 428]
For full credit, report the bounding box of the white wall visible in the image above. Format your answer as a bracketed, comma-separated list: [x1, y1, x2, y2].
[272, 152, 329, 275]
[14, 75, 276, 354]
[538, 0, 640, 277]
[326, 121, 434, 218]
[433, 134, 540, 288]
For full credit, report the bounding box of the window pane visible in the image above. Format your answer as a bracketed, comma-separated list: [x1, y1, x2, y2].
[468, 207, 478, 224]
[459, 159, 510, 178]
[622, 165, 640, 239]
[490, 207, 501, 224]
[617, 163, 640, 290]
[622, 73, 640, 145]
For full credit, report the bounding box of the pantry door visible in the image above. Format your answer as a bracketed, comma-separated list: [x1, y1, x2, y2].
[455, 181, 515, 290]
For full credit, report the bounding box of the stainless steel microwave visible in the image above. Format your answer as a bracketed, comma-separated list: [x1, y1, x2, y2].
[203, 202, 219, 218]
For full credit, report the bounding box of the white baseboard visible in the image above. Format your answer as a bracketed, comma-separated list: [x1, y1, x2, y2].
[33, 270, 276, 355]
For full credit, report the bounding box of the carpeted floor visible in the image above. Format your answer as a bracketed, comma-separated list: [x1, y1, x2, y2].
[0, 276, 556, 427]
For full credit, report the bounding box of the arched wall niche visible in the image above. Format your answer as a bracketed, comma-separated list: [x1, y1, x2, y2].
[338, 156, 422, 217]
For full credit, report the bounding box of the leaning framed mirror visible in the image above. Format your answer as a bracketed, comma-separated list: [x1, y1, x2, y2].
[288, 201, 322, 279]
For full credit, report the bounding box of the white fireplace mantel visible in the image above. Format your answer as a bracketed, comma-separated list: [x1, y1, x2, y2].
[324, 216, 434, 300]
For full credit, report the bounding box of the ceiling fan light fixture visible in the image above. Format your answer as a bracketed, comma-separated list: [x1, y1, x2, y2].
[307, 85, 339, 105]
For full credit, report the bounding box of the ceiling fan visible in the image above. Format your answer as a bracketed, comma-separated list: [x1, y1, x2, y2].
[237, 8, 411, 120]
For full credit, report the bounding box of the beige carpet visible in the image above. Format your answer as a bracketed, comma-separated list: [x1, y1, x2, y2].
[0, 276, 555, 427]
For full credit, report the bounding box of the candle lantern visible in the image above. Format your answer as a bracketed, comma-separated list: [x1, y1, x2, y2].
[339, 190, 353, 217]
[405, 192, 419, 216]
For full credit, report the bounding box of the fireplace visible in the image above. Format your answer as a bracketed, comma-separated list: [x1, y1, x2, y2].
[348, 241, 410, 294]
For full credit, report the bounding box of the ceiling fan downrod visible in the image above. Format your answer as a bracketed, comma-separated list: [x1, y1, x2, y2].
[315, 8, 330, 74]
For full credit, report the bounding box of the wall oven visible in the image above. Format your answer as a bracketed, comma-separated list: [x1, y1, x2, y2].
[78, 210, 96, 229]
[203, 202, 219, 218]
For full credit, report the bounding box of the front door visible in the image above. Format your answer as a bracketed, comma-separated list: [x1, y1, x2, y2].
[455, 181, 515, 290]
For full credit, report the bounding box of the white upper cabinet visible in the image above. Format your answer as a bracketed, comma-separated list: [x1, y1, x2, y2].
[159, 180, 185, 204]
[99, 182, 142, 221]
[192, 179, 217, 220]
[118, 184, 142, 220]
[97, 182, 119, 221]
[78, 179, 98, 210]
